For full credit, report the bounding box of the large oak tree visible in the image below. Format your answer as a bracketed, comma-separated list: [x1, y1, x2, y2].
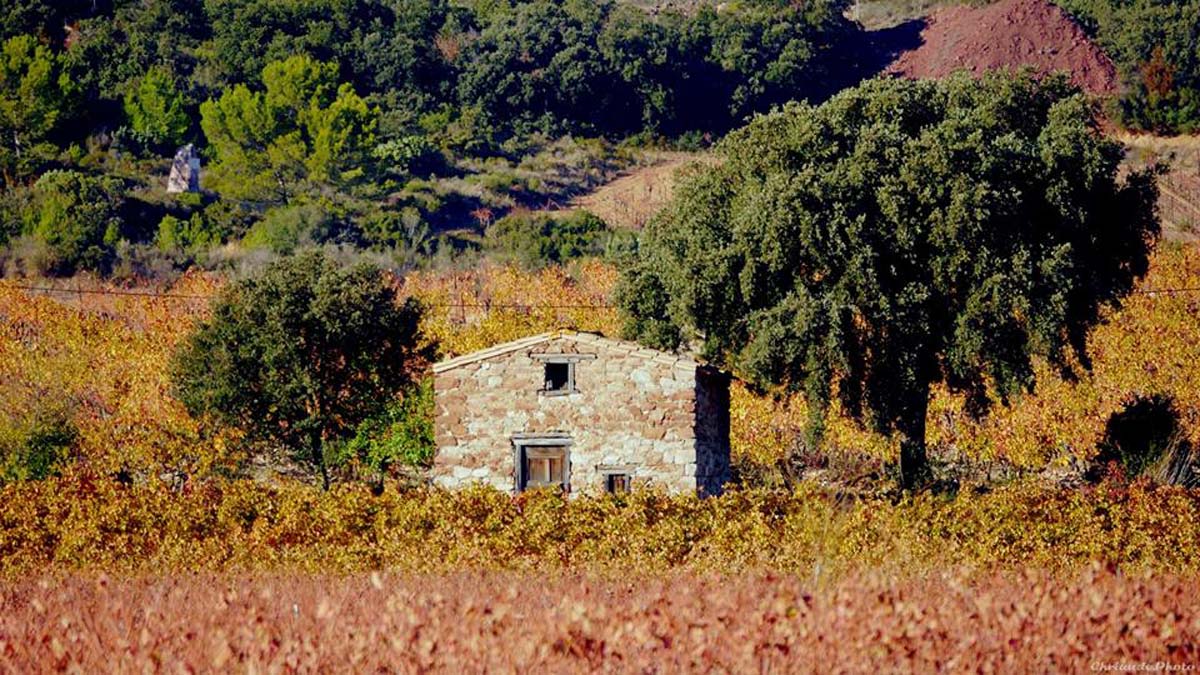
[171, 251, 431, 489]
[618, 72, 1161, 489]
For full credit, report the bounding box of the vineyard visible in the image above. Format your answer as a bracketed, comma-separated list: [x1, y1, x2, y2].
[4, 228, 1200, 669]
[4, 0, 1200, 667]
[2, 246, 1200, 576]
[2, 567, 1197, 672]
[6, 244, 1200, 484]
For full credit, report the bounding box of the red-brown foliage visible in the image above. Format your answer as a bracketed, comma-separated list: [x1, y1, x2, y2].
[0, 568, 1196, 672]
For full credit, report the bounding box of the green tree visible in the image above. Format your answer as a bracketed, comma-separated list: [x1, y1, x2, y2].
[484, 209, 629, 268]
[0, 35, 74, 183]
[0, 1, 98, 43]
[202, 0, 364, 86]
[699, 0, 851, 121]
[336, 377, 436, 485]
[26, 170, 123, 274]
[618, 73, 1161, 489]
[171, 251, 432, 489]
[200, 54, 377, 200]
[456, 1, 623, 139]
[1056, 0, 1200, 134]
[123, 66, 191, 151]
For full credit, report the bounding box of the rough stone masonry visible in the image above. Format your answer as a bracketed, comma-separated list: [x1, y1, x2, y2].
[432, 331, 731, 495]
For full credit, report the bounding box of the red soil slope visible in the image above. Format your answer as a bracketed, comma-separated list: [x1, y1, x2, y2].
[887, 0, 1119, 96]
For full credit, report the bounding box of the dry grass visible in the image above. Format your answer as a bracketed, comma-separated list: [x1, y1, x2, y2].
[1, 568, 1196, 672]
[1118, 132, 1200, 172]
[571, 152, 711, 230]
[1118, 133, 1200, 240]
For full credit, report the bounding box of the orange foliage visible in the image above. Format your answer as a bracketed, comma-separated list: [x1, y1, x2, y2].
[0, 273, 244, 478]
[402, 260, 621, 357]
[2, 244, 1200, 480]
[2, 567, 1198, 671]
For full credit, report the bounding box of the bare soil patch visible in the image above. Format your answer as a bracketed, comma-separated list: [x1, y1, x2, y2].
[572, 152, 712, 229]
[886, 0, 1119, 96]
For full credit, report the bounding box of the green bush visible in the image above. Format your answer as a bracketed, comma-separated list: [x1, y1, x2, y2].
[0, 403, 77, 484]
[25, 170, 123, 275]
[156, 213, 225, 253]
[242, 202, 340, 254]
[372, 136, 443, 177]
[484, 209, 632, 267]
[334, 378, 436, 476]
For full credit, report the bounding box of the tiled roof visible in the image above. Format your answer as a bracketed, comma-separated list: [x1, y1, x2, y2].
[431, 330, 705, 373]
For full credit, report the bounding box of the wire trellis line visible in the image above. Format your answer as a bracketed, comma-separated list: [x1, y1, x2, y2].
[0, 281, 616, 310]
[4, 280, 1200, 306]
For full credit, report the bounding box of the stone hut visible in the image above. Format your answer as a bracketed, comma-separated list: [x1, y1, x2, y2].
[432, 331, 731, 496]
[166, 144, 201, 193]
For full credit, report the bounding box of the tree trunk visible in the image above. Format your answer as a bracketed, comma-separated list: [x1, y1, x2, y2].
[897, 389, 931, 491]
[311, 433, 330, 491]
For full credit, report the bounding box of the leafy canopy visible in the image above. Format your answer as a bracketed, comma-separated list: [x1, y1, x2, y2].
[200, 54, 377, 200]
[123, 66, 191, 151]
[0, 35, 75, 183]
[618, 72, 1161, 488]
[26, 170, 123, 275]
[171, 251, 432, 488]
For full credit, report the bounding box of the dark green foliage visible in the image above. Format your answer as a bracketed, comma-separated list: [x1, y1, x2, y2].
[0, 1, 100, 44]
[619, 73, 1161, 489]
[456, 0, 854, 143]
[1055, 0, 1200, 134]
[614, 261, 682, 352]
[202, 0, 365, 87]
[0, 401, 77, 484]
[336, 378, 437, 476]
[484, 209, 633, 267]
[0, 184, 31, 246]
[345, 0, 461, 115]
[171, 251, 434, 488]
[457, 1, 625, 140]
[0, 35, 76, 183]
[1095, 394, 1197, 486]
[25, 170, 124, 274]
[62, 1, 206, 114]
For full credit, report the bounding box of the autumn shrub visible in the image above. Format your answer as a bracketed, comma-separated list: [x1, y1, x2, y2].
[0, 275, 236, 481]
[1, 478, 1197, 578]
[0, 396, 77, 483]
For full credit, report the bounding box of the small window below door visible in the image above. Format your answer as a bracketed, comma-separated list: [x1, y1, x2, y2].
[519, 445, 569, 491]
[605, 473, 631, 495]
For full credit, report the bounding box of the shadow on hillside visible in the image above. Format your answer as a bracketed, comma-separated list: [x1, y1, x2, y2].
[819, 19, 927, 100]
